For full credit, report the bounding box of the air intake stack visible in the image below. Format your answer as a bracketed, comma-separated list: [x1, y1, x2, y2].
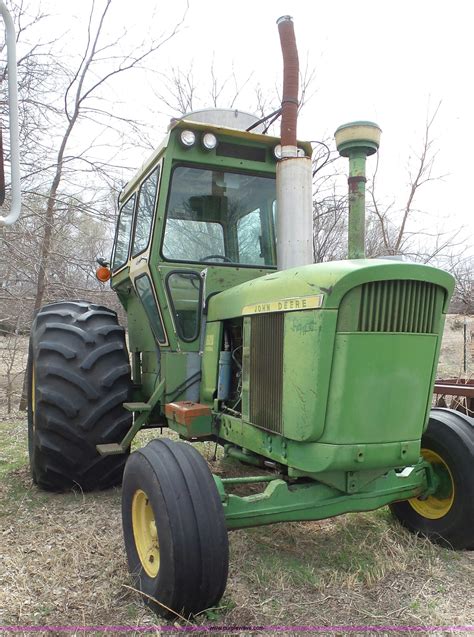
[335, 121, 381, 259]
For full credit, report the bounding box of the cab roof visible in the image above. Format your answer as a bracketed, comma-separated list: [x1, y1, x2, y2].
[120, 117, 312, 203]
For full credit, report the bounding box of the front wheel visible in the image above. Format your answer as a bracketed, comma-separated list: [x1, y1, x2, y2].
[390, 408, 474, 549]
[122, 439, 229, 618]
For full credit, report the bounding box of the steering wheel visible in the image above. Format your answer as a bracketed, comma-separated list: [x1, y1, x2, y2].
[201, 254, 232, 263]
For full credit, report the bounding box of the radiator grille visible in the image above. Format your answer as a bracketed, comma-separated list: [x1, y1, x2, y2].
[359, 280, 439, 333]
[249, 313, 284, 433]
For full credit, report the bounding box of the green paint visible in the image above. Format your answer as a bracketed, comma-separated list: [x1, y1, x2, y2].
[216, 412, 422, 473]
[282, 309, 336, 441]
[321, 333, 438, 445]
[214, 460, 431, 529]
[206, 259, 453, 319]
[201, 321, 223, 404]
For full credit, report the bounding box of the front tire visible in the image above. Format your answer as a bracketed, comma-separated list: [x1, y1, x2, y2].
[28, 300, 133, 491]
[122, 439, 229, 618]
[390, 408, 474, 549]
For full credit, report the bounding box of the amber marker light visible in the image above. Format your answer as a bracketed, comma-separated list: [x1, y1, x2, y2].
[96, 265, 111, 282]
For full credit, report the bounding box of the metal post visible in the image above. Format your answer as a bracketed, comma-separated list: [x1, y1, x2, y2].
[347, 150, 367, 259]
[0, 1, 21, 226]
[463, 316, 467, 374]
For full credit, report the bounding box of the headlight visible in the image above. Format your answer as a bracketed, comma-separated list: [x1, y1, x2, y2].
[180, 130, 196, 147]
[202, 132, 217, 150]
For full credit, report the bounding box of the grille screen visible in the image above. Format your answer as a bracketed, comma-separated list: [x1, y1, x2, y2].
[358, 280, 439, 333]
[249, 313, 284, 433]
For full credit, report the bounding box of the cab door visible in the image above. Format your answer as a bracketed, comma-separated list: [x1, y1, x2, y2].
[128, 164, 166, 342]
[127, 164, 170, 396]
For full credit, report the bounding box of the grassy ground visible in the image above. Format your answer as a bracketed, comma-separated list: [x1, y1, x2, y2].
[1, 419, 473, 635]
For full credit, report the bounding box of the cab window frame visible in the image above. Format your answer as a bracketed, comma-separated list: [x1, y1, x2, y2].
[160, 162, 277, 269]
[111, 193, 137, 272]
[165, 269, 203, 343]
[130, 163, 162, 259]
[133, 273, 168, 346]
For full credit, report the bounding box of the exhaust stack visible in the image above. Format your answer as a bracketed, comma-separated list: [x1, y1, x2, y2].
[335, 121, 381, 259]
[276, 16, 313, 270]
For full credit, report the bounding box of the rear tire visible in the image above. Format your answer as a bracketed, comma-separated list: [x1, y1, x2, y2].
[390, 408, 474, 549]
[28, 300, 132, 491]
[122, 438, 229, 618]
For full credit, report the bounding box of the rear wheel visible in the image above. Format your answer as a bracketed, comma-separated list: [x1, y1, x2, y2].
[122, 438, 229, 618]
[28, 300, 132, 491]
[390, 408, 474, 549]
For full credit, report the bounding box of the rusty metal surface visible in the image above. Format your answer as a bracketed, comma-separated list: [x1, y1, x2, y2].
[433, 380, 474, 398]
[433, 379, 474, 416]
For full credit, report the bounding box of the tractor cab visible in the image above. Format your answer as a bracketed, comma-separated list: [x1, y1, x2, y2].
[110, 114, 311, 398]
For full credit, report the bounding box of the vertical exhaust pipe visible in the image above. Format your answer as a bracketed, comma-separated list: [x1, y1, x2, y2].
[277, 15, 299, 154]
[335, 121, 381, 259]
[276, 16, 313, 270]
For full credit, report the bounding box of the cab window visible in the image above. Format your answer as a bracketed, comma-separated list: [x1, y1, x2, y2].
[134, 274, 166, 344]
[132, 166, 160, 257]
[166, 271, 202, 341]
[237, 209, 266, 266]
[162, 166, 276, 266]
[112, 194, 136, 270]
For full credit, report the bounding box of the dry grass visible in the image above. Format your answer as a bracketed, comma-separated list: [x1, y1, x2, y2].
[1, 421, 474, 635]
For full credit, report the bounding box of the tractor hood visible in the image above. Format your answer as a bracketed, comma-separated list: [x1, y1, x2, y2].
[206, 259, 455, 321]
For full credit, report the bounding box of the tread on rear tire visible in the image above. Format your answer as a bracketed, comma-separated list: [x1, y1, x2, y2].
[28, 300, 132, 491]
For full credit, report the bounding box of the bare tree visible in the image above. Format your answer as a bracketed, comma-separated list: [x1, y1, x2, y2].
[313, 188, 347, 263]
[0, 0, 188, 409]
[366, 103, 458, 260]
[448, 255, 474, 314]
[0, 314, 26, 414]
[154, 61, 257, 118]
[32, 0, 187, 313]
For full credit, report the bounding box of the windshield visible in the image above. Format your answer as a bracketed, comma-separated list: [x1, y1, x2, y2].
[162, 166, 276, 267]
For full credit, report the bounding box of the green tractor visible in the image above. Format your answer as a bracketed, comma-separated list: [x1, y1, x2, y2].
[25, 16, 474, 619]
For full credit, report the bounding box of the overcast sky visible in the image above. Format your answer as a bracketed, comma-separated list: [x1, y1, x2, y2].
[40, 0, 473, 251]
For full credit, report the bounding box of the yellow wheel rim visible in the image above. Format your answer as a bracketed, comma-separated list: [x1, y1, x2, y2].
[131, 489, 160, 577]
[409, 448, 455, 519]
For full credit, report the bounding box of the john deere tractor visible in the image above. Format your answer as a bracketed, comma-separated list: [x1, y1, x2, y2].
[21, 15, 474, 619]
